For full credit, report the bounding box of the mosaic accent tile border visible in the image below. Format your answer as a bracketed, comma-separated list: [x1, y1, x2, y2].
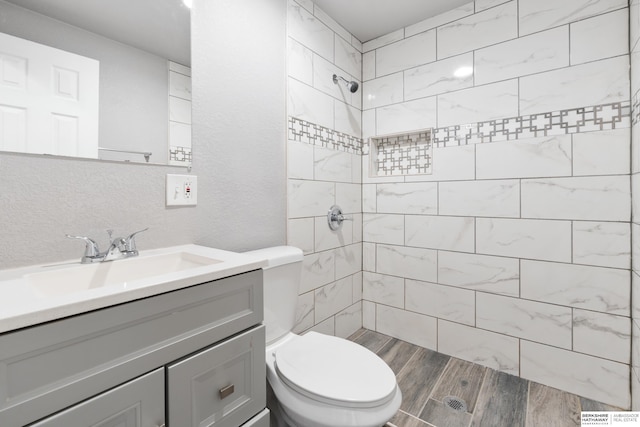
[371, 130, 432, 176]
[288, 116, 363, 154]
[288, 100, 631, 174]
[632, 94, 640, 125]
[169, 146, 192, 165]
[432, 101, 631, 148]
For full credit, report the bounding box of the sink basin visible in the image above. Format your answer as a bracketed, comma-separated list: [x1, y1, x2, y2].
[0, 244, 268, 334]
[26, 252, 223, 297]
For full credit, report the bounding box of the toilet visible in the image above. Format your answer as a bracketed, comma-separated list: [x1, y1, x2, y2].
[245, 246, 402, 427]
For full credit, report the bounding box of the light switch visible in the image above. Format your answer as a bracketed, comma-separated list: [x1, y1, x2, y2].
[166, 174, 197, 206]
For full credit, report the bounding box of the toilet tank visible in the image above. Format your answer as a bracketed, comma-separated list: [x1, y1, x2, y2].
[244, 246, 303, 346]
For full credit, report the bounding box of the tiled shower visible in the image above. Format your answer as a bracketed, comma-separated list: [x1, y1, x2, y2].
[287, 0, 640, 410]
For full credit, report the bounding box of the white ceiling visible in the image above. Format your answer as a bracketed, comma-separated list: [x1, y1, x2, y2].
[312, 0, 472, 42]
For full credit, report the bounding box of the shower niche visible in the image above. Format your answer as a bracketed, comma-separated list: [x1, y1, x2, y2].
[369, 129, 433, 177]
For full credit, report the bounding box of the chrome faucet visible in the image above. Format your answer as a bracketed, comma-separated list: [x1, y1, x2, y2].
[66, 228, 148, 263]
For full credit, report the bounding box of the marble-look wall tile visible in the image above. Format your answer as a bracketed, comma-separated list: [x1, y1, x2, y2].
[363, 29, 404, 53]
[520, 260, 630, 315]
[573, 129, 630, 177]
[363, 51, 375, 81]
[288, 78, 334, 129]
[336, 182, 361, 213]
[314, 216, 353, 251]
[406, 215, 475, 252]
[288, 179, 335, 218]
[634, 174, 640, 224]
[312, 4, 350, 43]
[519, 56, 629, 116]
[404, 53, 473, 100]
[352, 213, 363, 243]
[376, 304, 438, 350]
[314, 146, 351, 182]
[308, 317, 335, 335]
[287, 0, 333, 61]
[438, 251, 519, 296]
[363, 271, 405, 308]
[570, 9, 629, 65]
[293, 291, 314, 334]
[376, 30, 436, 77]
[573, 221, 631, 269]
[634, 368, 640, 411]
[521, 341, 630, 408]
[406, 280, 475, 325]
[335, 243, 362, 279]
[476, 135, 572, 179]
[437, 319, 519, 375]
[519, 0, 628, 36]
[573, 309, 631, 364]
[363, 300, 376, 329]
[634, 319, 640, 369]
[376, 244, 437, 283]
[335, 35, 362, 80]
[376, 97, 437, 136]
[405, 2, 475, 37]
[288, 141, 314, 180]
[335, 301, 363, 338]
[476, 218, 572, 262]
[521, 176, 630, 221]
[362, 214, 405, 245]
[352, 271, 363, 301]
[363, 242, 376, 272]
[376, 182, 438, 215]
[312, 53, 348, 100]
[437, 79, 519, 127]
[406, 145, 476, 182]
[437, 1, 517, 59]
[335, 100, 362, 138]
[439, 179, 520, 218]
[362, 184, 376, 212]
[288, 37, 313, 85]
[300, 251, 335, 294]
[287, 218, 314, 254]
[634, 224, 640, 274]
[474, 26, 569, 86]
[475, 0, 511, 12]
[476, 293, 572, 348]
[632, 0, 640, 50]
[363, 72, 404, 110]
[315, 277, 353, 323]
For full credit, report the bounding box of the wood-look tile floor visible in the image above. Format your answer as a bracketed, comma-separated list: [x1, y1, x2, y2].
[347, 329, 621, 427]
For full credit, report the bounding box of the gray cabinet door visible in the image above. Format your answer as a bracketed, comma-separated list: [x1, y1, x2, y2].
[167, 326, 266, 427]
[30, 368, 164, 427]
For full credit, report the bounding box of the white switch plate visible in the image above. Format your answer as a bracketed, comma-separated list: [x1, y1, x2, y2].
[166, 174, 197, 206]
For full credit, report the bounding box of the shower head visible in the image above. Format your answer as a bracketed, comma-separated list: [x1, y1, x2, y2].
[333, 74, 359, 93]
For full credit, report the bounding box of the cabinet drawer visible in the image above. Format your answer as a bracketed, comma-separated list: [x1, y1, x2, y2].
[0, 270, 262, 427]
[30, 368, 164, 427]
[167, 326, 266, 427]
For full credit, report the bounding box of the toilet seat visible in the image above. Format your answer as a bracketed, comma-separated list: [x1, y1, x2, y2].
[274, 332, 397, 408]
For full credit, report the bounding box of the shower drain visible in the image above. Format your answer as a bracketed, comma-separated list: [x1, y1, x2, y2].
[443, 396, 468, 413]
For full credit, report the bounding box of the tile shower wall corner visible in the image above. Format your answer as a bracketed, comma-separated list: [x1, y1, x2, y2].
[361, 0, 632, 408]
[286, 0, 363, 338]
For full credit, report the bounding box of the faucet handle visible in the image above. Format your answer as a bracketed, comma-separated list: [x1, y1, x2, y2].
[123, 227, 149, 253]
[65, 234, 101, 260]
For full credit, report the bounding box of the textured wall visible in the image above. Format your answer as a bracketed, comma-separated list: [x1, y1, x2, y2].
[0, 0, 287, 269]
[361, 0, 631, 409]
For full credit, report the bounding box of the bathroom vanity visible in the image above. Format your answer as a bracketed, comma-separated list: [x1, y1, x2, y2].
[0, 245, 269, 427]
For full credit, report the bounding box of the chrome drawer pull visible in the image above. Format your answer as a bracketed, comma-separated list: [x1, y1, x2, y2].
[219, 384, 235, 399]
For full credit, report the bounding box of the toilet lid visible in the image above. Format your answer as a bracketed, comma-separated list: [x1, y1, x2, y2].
[274, 332, 397, 408]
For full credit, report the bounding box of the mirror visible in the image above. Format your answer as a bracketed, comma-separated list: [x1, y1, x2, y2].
[0, 0, 191, 166]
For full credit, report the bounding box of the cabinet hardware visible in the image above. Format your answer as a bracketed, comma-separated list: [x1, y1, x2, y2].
[219, 384, 235, 399]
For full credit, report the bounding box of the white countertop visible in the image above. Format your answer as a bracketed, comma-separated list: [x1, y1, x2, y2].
[0, 245, 267, 334]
